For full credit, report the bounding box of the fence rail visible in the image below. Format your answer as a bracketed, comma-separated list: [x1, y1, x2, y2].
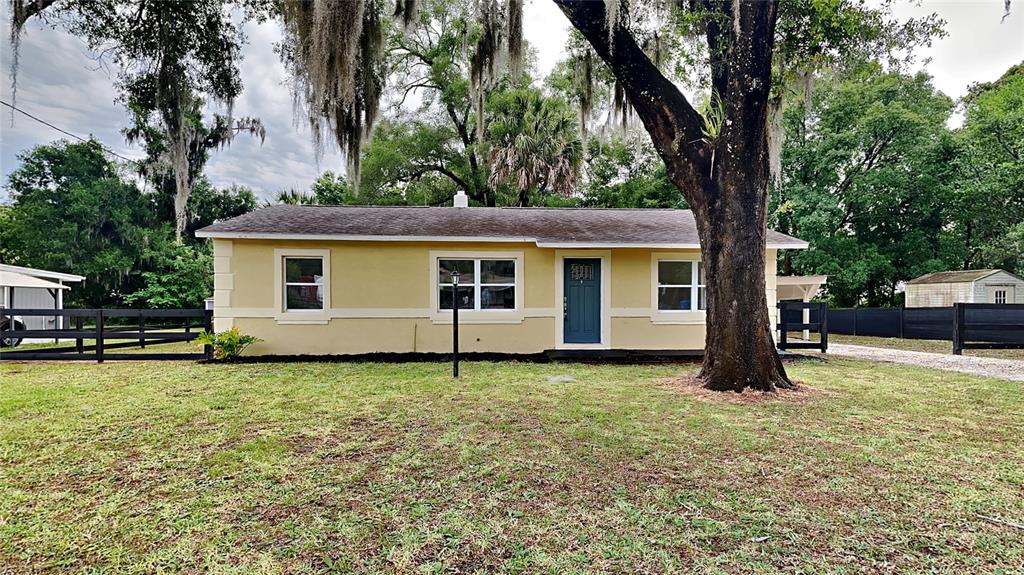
[777, 301, 828, 353]
[1, 308, 212, 362]
[782, 303, 1024, 354]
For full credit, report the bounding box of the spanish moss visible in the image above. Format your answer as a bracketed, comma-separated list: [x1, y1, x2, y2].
[281, 0, 386, 190]
[468, 0, 504, 142]
[393, 0, 419, 32]
[577, 49, 594, 139]
[7, 0, 52, 113]
[604, 0, 622, 47]
[507, 0, 523, 76]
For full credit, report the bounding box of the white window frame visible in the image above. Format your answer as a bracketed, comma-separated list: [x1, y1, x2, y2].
[283, 256, 326, 312]
[273, 248, 331, 324]
[429, 251, 524, 324]
[650, 252, 706, 324]
[994, 289, 1007, 305]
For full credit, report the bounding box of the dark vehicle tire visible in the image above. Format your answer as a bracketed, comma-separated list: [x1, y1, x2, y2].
[0, 320, 24, 348]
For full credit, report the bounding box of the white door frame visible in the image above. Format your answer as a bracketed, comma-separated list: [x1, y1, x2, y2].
[554, 250, 611, 350]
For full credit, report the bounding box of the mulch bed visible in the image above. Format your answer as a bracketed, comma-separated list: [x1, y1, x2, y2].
[660, 375, 833, 405]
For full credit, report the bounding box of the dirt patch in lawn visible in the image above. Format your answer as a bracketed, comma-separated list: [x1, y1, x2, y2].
[660, 375, 832, 405]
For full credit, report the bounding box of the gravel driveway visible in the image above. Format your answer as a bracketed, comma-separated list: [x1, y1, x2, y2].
[826, 343, 1024, 382]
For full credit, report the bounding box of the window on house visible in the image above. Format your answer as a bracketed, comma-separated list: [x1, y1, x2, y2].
[995, 289, 1007, 304]
[438, 258, 516, 311]
[284, 257, 324, 311]
[657, 260, 705, 311]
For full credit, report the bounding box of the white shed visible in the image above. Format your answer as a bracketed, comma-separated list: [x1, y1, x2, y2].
[0, 264, 85, 330]
[905, 269, 1024, 307]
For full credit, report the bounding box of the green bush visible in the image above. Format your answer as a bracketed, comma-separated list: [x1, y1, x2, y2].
[196, 327, 261, 360]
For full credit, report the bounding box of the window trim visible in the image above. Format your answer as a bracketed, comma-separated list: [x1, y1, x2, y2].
[283, 256, 327, 312]
[650, 252, 706, 324]
[994, 289, 1007, 305]
[273, 248, 331, 324]
[429, 250, 524, 324]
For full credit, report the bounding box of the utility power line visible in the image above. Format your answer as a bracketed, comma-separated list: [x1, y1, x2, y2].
[1, 99, 139, 163]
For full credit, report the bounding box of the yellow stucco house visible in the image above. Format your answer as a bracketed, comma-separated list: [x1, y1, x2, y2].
[195, 200, 807, 357]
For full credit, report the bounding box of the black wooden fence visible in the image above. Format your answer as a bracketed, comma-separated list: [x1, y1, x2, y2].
[0, 308, 212, 362]
[952, 303, 1024, 355]
[777, 301, 828, 353]
[781, 303, 1024, 353]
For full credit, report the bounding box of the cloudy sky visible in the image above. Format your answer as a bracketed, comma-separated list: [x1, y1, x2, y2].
[1, 1, 1021, 201]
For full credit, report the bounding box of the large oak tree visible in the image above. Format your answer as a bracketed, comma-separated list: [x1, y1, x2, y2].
[555, 0, 789, 391]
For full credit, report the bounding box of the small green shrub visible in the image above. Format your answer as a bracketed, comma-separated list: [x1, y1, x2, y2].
[196, 327, 261, 360]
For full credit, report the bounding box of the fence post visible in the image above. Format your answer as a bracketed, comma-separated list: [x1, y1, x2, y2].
[778, 303, 788, 351]
[95, 309, 105, 363]
[853, 307, 858, 336]
[75, 315, 84, 354]
[203, 309, 214, 361]
[819, 303, 828, 353]
[952, 302, 964, 355]
[138, 313, 146, 349]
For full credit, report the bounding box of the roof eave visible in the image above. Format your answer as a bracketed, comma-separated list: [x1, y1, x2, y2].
[194, 230, 808, 249]
[0, 263, 85, 282]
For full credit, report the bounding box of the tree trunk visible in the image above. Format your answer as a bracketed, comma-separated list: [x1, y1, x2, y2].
[557, 0, 792, 392]
[694, 172, 792, 391]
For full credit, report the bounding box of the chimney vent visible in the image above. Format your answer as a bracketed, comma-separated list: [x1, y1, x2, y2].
[453, 190, 469, 208]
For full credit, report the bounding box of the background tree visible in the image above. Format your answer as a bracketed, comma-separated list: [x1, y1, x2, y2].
[184, 180, 259, 241]
[945, 63, 1024, 273]
[581, 135, 682, 209]
[124, 92, 265, 240]
[359, 120, 476, 205]
[124, 245, 213, 309]
[486, 89, 582, 206]
[2, 140, 171, 307]
[10, 0, 271, 241]
[766, 0, 943, 188]
[776, 68, 955, 306]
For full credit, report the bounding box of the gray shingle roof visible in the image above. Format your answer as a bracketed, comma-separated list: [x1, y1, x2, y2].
[195, 205, 807, 248]
[906, 269, 1002, 285]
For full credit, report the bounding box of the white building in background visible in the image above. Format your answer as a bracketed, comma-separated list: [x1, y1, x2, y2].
[0, 264, 85, 330]
[905, 269, 1024, 307]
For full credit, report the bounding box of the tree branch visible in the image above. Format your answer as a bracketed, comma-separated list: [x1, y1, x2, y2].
[403, 163, 470, 192]
[553, 0, 709, 186]
[11, 0, 59, 30]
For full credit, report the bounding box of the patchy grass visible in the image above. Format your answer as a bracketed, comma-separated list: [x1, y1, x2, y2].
[1, 358, 1022, 573]
[826, 334, 1024, 360]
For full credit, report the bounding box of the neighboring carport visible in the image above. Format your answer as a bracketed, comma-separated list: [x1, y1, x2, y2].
[777, 275, 828, 340]
[1, 269, 75, 337]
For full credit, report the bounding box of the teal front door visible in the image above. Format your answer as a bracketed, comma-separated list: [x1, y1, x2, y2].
[564, 258, 601, 344]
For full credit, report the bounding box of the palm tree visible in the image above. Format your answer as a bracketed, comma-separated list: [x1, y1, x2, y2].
[486, 90, 583, 207]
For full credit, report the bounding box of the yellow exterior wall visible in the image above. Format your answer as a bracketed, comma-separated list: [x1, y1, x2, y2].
[212, 238, 781, 356]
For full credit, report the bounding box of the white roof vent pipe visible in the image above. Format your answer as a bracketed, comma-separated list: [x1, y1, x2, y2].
[453, 190, 469, 208]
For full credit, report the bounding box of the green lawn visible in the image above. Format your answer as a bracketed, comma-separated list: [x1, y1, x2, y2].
[1, 358, 1022, 573]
